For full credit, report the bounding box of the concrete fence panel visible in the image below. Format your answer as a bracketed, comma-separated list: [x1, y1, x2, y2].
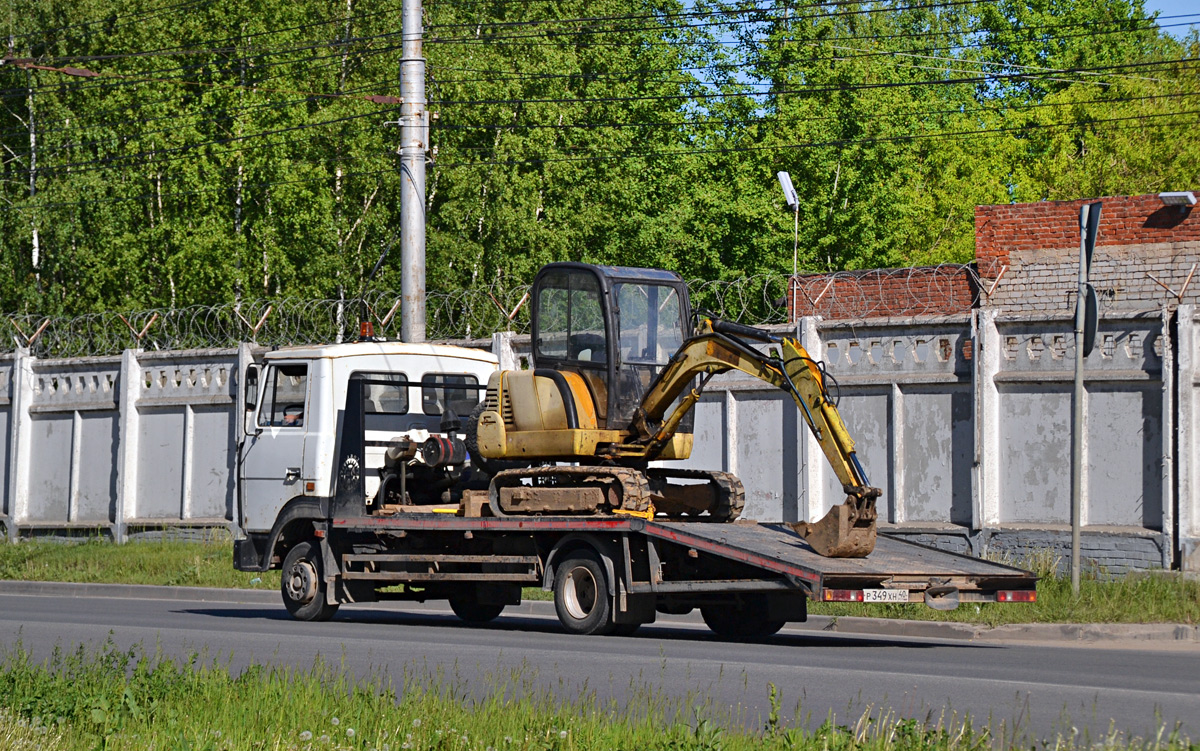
[129, 352, 238, 528]
[24, 357, 121, 529]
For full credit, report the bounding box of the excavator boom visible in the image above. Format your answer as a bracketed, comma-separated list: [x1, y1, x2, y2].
[626, 318, 881, 557]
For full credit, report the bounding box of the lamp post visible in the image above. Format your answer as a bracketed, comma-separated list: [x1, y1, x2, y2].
[777, 172, 800, 318]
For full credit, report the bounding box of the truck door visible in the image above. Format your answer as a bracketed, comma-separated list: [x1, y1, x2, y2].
[239, 361, 310, 533]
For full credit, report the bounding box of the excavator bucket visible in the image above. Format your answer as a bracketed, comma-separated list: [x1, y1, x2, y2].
[790, 494, 878, 558]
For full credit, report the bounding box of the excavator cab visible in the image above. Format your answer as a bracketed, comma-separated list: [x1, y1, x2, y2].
[531, 263, 694, 433]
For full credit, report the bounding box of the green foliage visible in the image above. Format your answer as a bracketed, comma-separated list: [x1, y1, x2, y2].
[1, 0, 1196, 318]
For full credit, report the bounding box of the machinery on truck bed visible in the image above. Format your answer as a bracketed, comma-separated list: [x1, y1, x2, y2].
[471, 262, 878, 557]
[233, 262, 1038, 638]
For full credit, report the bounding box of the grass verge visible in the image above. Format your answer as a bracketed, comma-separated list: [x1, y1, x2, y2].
[1, 538, 1197, 625]
[0, 641, 1192, 751]
[0, 535, 279, 591]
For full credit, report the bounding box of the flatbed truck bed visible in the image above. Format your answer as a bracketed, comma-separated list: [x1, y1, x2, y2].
[309, 514, 1036, 634]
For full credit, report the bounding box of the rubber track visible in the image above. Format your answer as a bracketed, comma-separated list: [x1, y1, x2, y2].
[490, 465, 653, 515]
[646, 468, 746, 521]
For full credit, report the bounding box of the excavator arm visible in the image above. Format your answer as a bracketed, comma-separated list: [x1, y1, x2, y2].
[626, 318, 881, 557]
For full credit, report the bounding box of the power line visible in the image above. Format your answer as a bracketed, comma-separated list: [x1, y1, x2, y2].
[13, 4, 406, 64]
[1, 165, 396, 212]
[10, 105, 1191, 213]
[428, 57, 1200, 106]
[421, 14, 1198, 86]
[26, 107, 394, 178]
[433, 108, 1200, 168]
[6, 0, 211, 43]
[430, 90, 1200, 133]
[0, 75, 395, 142]
[424, 0, 929, 32]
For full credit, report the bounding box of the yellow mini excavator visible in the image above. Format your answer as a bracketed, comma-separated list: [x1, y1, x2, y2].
[467, 262, 881, 557]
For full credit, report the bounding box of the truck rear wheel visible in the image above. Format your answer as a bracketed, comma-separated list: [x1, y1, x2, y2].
[700, 596, 784, 641]
[281, 541, 339, 622]
[553, 551, 613, 635]
[448, 596, 505, 624]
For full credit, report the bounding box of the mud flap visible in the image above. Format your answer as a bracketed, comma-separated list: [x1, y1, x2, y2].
[790, 495, 877, 558]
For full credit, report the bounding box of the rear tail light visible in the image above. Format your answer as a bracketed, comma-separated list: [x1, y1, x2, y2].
[822, 589, 864, 602]
[997, 590, 1036, 603]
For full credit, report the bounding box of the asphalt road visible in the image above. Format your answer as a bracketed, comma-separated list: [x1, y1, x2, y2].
[1, 590, 1197, 743]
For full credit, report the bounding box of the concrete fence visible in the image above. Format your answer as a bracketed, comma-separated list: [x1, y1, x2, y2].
[1, 312, 1195, 574]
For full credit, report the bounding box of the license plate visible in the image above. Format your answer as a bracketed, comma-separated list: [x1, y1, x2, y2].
[863, 589, 908, 603]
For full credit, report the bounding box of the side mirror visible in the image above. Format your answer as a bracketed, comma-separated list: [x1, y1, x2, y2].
[244, 365, 260, 410]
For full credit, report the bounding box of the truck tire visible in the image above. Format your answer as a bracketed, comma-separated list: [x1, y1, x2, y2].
[700, 596, 784, 641]
[553, 551, 614, 636]
[281, 541, 339, 622]
[448, 596, 505, 624]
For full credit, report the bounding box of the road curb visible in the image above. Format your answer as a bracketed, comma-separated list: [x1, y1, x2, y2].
[802, 615, 1200, 644]
[2, 580, 1196, 645]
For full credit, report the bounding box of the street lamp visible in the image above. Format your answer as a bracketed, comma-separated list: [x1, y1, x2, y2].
[1159, 192, 1196, 217]
[1158, 191, 1197, 208]
[777, 172, 801, 320]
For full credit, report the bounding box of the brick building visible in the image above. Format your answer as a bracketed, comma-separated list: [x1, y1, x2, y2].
[788, 191, 1200, 320]
[976, 193, 1200, 316]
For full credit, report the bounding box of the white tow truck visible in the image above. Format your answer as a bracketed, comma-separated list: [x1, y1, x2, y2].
[234, 338, 1036, 638]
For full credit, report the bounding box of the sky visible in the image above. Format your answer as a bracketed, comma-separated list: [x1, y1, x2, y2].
[1143, 0, 1199, 39]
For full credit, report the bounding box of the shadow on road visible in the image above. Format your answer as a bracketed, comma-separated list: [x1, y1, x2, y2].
[177, 605, 986, 651]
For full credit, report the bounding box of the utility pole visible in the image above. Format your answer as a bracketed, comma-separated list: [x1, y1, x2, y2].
[1070, 202, 1101, 595]
[399, 0, 427, 343]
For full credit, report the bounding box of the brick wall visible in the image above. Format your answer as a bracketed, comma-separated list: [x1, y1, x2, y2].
[788, 265, 978, 320]
[976, 193, 1200, 315]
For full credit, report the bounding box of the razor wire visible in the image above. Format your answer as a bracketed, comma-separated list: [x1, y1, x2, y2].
[789, 264, 983, 320]
[3, 265, 981, 358]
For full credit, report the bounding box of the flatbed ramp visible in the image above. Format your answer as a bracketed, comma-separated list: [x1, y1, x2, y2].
[642, 521, 1037, 599]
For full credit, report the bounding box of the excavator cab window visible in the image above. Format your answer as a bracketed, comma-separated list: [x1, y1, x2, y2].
[534, 267, 612, 425]
[609, 282, 689, 427]
[535, 269, 608, 364]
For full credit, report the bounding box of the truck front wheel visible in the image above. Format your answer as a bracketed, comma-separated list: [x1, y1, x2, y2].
[700, 596, 784, 641]
[281, 541, 339, 622]
[553, 552, 613, 636]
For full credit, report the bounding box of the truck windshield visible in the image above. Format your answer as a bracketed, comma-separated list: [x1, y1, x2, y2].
[258, 363, 308, 428]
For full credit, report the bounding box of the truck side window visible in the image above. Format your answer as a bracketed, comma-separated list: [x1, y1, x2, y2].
[351, 373, 411, 433]
[362, 374, 410, 415]
[258, 364, 309, 428]
[422, 374, 481, 416]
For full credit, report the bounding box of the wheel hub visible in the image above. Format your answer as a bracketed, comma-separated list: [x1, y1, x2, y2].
[285, 559, 318, 604]
[562, 566, 597, 620]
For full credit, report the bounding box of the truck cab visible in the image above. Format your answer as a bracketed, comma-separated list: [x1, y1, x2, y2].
[235, 342, 498, 571]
